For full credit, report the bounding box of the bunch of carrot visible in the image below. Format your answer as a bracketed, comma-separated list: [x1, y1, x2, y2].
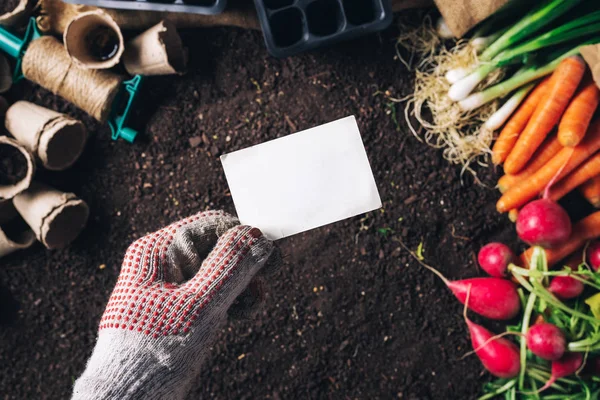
[493, 56, 600, 218]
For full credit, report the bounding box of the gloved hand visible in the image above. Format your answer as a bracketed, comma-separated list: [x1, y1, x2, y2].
[72, 210, 278, 400]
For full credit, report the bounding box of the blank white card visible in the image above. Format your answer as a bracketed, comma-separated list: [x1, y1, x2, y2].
[220, 116, 382, 240]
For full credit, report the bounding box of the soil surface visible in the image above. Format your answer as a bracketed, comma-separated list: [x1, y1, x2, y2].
[0, 13, 550, 400]
[0, 143, 27, 185]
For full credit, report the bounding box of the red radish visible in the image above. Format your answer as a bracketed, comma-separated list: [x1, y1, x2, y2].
[405, 245, 520, 319]
[526, 322, 566, 361]
[539, 352, 583, 392]
[447, 278, 520, 320]
[516, 199, 572, 248]
[478, 243, 515, 277]
[588, 241, 600, 271]
[548, 276, 584, 299]
[466, 319, 521, 378]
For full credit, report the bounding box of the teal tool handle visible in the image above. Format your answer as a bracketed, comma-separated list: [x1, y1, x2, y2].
[108, 75, 144, 143]
[0, 18, 41, 81]
[0, 27, 23, 59]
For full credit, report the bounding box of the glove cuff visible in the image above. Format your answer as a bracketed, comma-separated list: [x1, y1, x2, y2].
[72, 330, 200, 400]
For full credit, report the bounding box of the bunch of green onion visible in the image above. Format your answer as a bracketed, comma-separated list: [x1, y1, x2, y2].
[446, 0, 600, 131]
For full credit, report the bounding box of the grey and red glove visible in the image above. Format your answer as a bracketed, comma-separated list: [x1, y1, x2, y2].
[72, 210, 278, 400]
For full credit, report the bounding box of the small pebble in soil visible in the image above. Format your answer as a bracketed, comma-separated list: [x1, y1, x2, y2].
[0, 143, 27, 185]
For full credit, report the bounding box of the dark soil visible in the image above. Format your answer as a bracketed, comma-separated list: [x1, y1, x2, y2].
[0, 0, 21, 15]
[0, 143, 27, 185]
[0, 14, 526, 400]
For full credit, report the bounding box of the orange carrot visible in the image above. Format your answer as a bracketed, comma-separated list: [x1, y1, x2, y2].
[497, 133, 562, 193]
[579, 175, 600, 208]
[492, 78, 551, 165]
[519, 211, 600, 268]
[497, 119, 600, 213]
[504, 56, 586, 175]
[508, 209, 519, 222]
[558, 76, 600, 147]
[547, 152, 600, 201]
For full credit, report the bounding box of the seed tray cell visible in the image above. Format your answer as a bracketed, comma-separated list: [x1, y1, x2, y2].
[255, 0, 392, 58]
[61, 0, 227, 15]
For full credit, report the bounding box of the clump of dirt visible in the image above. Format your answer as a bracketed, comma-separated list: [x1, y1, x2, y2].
[0, 0, 21, 15]
[0, 143, 27, 185]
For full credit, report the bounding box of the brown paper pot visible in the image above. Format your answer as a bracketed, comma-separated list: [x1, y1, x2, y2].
[0, 53, 11, 93]
[5, 101, 87, 171]
[13, 182, 89, 249]
[123, 20, 188, 76]
[63, 10, 125, 70]
[0, 0, 34, 27]
[0, 200, 35, 258]
[0, 136, 35, 201]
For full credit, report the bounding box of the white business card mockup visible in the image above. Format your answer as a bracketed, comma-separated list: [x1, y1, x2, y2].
[221, 116, 382, 240]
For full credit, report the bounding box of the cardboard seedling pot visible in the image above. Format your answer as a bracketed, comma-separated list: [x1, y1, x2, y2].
[13, 181, 89, 249]
[123, 20, 188, 76]
[0, 136, 35, 201]
[0, 200, 36, 258]
[0, 0, 35, 27]
[63, 9, 125, 70]
[5, 101, 87, 171]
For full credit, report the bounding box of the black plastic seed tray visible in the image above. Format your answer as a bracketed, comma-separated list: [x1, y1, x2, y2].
[62, 0, 227, 15]
[254, 0, 392, 58]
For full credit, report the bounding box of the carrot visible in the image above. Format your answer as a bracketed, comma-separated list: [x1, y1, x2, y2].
[497, 119, 600, 213]
[508, 209, 519, 222]
[492, 78, 551, 165]
[497, 133, 562, 193]
[519, 210, 600, 268]
[579, 175, 600, 208]
[558, 76, 600, 147]
[547, 152, 600, 202]
[504, 56, 586, 175]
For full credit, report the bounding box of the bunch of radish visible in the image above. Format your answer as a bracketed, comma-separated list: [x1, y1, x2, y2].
[474, 200, 600, 398]
[415, 192, 600, 398]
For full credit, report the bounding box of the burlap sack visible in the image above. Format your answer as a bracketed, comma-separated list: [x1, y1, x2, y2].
[581, 44, 600, 90]
[434, 0, 510, 38]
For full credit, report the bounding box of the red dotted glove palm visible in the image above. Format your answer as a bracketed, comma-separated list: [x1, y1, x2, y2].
[73, 211, 277, 400]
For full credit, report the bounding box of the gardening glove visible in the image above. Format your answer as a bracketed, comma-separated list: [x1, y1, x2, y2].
[72, 210, 278, 400]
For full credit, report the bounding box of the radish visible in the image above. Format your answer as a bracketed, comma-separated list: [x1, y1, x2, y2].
[588, 241, 600, 271]
[526, 322, 566, 361]
[539, 352, 583, 392]
[516, 199, 572, 249]
[404, 244, 520, 319]
[548, 276, 584, 300]
[477, 242, 514, 277]
[466, 319, 521, 378]
[447, 277, 520, 320]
